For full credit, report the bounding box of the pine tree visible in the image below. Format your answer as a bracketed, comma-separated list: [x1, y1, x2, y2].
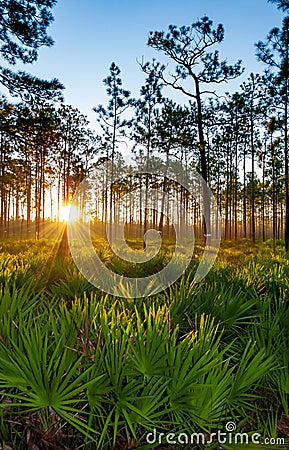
[145, 16, 243, 242]
[94, 63, 131, 232]
[256, 16, 289, 250]
[131, 63, 163, 236]
[0, 0, 64, 102]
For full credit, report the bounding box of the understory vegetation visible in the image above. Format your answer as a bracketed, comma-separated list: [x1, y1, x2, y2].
[0, 238, 289, 449]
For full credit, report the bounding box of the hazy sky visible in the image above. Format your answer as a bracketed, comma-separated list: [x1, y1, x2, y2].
[13, 0, 284, 125]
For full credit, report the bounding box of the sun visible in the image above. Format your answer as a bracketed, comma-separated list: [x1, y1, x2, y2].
[59, 204, 78, 223]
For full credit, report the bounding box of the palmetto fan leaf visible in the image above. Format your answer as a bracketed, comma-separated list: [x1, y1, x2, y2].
[0, 320, 105, 440]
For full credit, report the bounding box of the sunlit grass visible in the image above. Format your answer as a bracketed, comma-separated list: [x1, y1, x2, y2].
[0, 236, 289, 448]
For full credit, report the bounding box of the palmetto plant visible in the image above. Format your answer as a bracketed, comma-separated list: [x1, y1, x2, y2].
[0, 314, 104, 445]
[0, 239, 289, 448]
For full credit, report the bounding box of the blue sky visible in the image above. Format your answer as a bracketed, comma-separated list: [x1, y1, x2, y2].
[13, 0, 284, 125]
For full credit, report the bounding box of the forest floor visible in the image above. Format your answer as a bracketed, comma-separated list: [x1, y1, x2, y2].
[0, 237, 289, 449]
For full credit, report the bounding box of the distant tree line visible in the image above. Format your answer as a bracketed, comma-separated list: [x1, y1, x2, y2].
[0, 0, 289, 253]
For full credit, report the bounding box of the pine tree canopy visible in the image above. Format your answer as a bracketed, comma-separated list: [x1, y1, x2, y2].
[0, 0, 57, 65]
[268, 0, 289, 12]
[0, 1, 64, 102]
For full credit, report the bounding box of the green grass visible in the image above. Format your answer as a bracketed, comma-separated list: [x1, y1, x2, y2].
[0, 237, 289, 449]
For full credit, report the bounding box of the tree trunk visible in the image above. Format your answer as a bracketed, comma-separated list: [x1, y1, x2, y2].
[194, 76, 211, 243]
